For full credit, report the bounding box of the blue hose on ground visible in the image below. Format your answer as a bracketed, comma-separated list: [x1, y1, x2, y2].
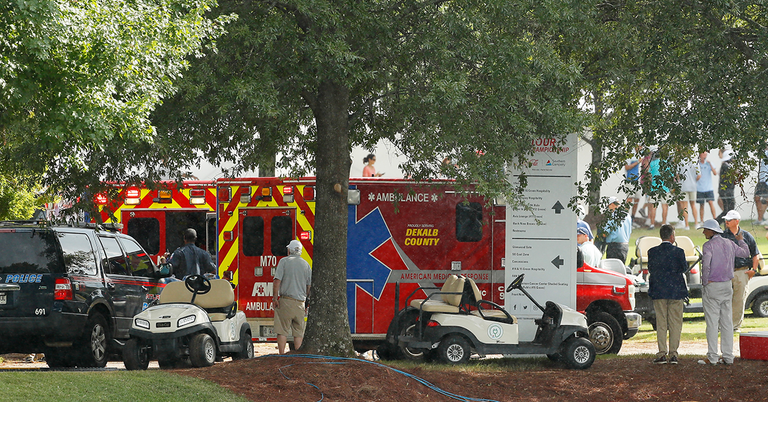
[266, 353, 499, 402]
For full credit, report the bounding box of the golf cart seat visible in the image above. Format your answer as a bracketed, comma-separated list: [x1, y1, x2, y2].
[465, 278, 517, 324]
[410, 275, 465, 313]
[674, 235, 700, 265]
[635, 236, 662, 271]
[599, 258, 628, 275]
[159, 279, 236, 321]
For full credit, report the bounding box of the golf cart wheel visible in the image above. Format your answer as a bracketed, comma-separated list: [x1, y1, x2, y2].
[233, 328, 254, 360]
[752, 293, 768, 318]
[76, 313, 110, 368]
[437, 335, 471, 365]
[189, 333, 216, 368]
[562, 337, 596, 369]
[588, 311, 623, 355]
[123, 338, 150, 371]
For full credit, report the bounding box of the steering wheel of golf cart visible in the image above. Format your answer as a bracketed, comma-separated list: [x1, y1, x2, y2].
[506, 274, 525, 292]
[185, 274, 212, 296]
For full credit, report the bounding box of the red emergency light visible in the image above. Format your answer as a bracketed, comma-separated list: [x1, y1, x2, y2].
[125, 187, 141, 205]
[299, 231, 312, 241]
[218, 187, 231, 203]
[189, 189, 206, 205]
[94, 193, 108, 205]
[282, 186, 294, 203]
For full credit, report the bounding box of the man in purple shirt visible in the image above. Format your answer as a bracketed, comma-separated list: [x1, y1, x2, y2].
[698, 219, 750, 365]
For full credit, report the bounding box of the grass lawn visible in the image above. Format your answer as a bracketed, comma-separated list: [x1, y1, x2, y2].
[0, 370, 248, 402]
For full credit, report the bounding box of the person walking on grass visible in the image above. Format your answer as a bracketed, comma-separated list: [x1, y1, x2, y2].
[698, 219, 750, 366]
[647, 224, 688, 365]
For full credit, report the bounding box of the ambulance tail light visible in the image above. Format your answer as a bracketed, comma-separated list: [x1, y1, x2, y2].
[282, 186, 294, 203]
[54, 278, 73, 301]
[299, 231, 312, 241]
[189, 188, 206, 205]
[240, 187, 252, 203]
[125, 187, 141, 205]
[154, 190, 172, 204]
[303, 187, 315, 201]
[218, 186, 232, 203]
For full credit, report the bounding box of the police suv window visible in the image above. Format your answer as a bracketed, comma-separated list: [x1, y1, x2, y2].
[98, 236, 130, 276]
[243, 216, 264, 256]
[127, 218, 160, 255]
[271, 216, 293, 257]
[0, 230, 64, 273]
[58, 233, 98, 275]
[119, 237, 154, 278]
[456, 202, 483, 242]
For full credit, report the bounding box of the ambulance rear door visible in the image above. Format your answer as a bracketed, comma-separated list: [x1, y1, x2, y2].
[236, 207, 296, 341]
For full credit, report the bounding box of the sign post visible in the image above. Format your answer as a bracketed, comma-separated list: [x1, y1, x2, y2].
[505, 134, 579, 341]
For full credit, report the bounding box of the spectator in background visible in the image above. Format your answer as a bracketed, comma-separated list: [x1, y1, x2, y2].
[577, 226, 602, 267]
[362, 154, 383, 177]
[676, 159, 699, 230]
[721, 210, 759, 332]
[647, 224, 688, 365]
[696, 151, 718, 223]
[624, 145, 644, 226]
[716, 147, 735, 223]
[603, 196, 633, 265]
[754, 148, 768, 225]
[698, 219, 750, 366]
[648, 151, 670, 226]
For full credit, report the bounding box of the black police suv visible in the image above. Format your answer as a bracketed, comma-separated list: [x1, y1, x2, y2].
[0, 221, 168, 368]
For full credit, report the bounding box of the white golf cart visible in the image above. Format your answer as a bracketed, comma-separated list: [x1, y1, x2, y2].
[389, 274, 596, 369]
[122, 275, 254, 370]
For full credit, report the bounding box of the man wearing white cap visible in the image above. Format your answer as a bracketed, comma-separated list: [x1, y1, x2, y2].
[698, 219, 750, 365]
[577, 226, 601, 267]
[272, 240, 312, 354]
[721, 210, 759, 331]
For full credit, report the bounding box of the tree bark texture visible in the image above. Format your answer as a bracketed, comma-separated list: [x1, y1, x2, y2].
[301, 80, 356, 357]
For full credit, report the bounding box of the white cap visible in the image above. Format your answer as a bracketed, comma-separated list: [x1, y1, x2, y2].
[287, 240, 303, 254]
[698, 219, 723, 233]
[608, 196, 621, 205]
[723, 210, 741, 221]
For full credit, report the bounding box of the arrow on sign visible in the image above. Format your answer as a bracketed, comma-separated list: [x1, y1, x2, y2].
[552, 201, 565, 214]
[551, 255, 564, 269]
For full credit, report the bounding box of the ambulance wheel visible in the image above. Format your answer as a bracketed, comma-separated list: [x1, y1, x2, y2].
[588, 311, 622, 355]
[189, 333, 216, 368]
[437, 335, 471, 365]
[123, 338, 150, 371]
[752, 293, 768, 318]
[562, 337, 595, 369]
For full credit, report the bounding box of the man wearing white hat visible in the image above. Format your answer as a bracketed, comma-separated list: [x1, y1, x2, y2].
[698, 219, 750, 365]
[272, 240, 312, 354]
[721, 210, 759, 331]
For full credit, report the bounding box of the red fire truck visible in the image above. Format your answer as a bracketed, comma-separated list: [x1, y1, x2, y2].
[215, 177, 639, 355]
[94, 181, 217, 263]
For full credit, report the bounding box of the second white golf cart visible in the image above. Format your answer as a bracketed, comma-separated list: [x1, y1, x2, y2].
[122, 275, 254, 370]
[390, 274, 596, 369]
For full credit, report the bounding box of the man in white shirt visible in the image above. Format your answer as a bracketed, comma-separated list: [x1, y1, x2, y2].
[578, 226, 602, 267]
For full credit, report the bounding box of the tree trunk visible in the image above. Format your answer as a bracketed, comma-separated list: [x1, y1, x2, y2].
[301, 80, 356, 357]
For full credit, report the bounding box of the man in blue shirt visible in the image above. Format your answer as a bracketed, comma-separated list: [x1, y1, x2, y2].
[604, 196, 633, 265]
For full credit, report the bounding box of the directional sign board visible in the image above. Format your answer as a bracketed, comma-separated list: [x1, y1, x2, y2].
[505, 134, 578, 341]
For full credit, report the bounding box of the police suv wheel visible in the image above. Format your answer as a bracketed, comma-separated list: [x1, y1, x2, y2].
[78, 314, 109, 368]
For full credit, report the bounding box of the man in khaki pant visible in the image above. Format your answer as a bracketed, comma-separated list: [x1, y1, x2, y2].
[647, 224, 689, 365]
